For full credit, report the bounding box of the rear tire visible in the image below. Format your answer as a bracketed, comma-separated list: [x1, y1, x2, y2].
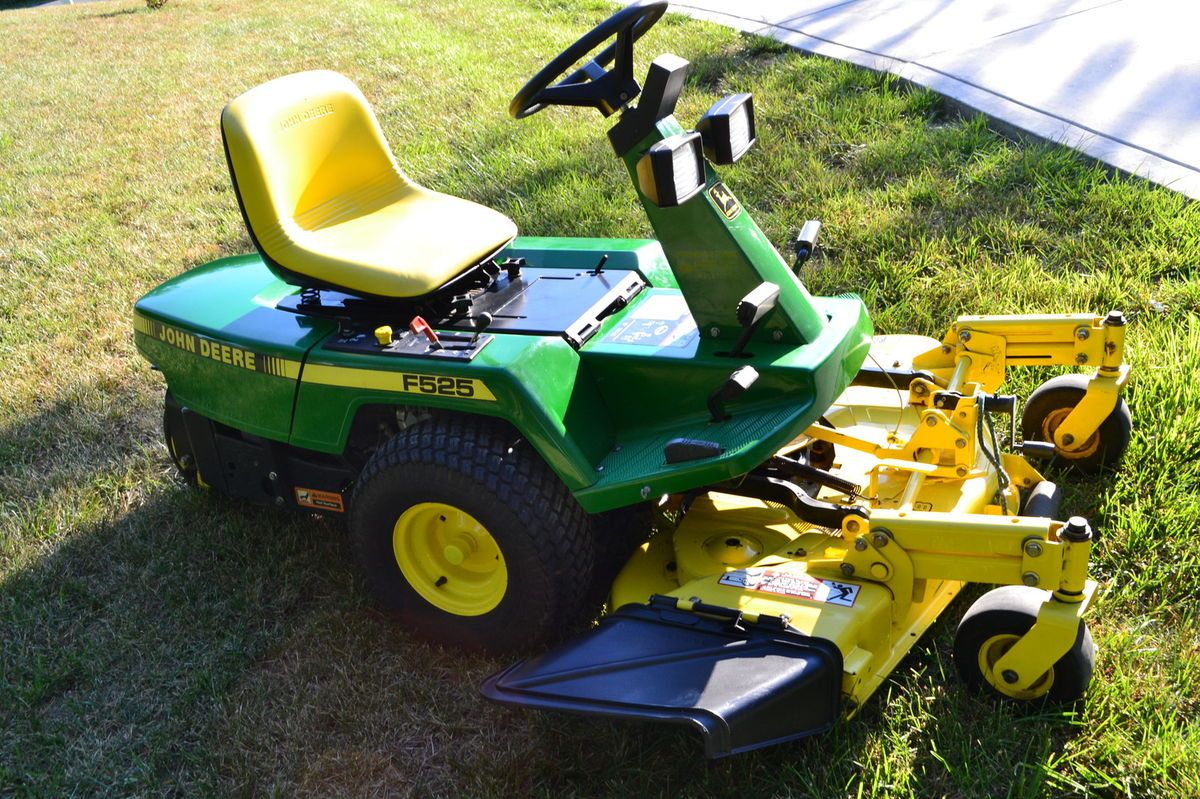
[349, 415, 595, 653]
[163, 391, 197, 483]
[954, 586, 1094, 703]
[586, 502, 654, 611]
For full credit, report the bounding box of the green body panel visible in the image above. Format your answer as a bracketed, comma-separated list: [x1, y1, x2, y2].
[622, 118, 828, 347]
[134, 254, 335, 440]
[290, 331, 612, 491]
[575, 293, 870, 508]
[133, 131, 873, 513]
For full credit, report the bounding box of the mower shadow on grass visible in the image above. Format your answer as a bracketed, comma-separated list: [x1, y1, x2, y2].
[0, 476, 354, 795]
[0, 437, 1092, 797]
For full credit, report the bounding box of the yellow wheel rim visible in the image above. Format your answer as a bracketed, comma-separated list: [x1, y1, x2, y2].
[1042, 407, 1101, 459]
[978, 633, 1055, 700]
[392, 502, 507, 616]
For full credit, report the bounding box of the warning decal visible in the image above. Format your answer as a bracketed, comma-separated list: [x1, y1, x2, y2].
[718, 568, 860, 607]
[295, 487, 345, 513]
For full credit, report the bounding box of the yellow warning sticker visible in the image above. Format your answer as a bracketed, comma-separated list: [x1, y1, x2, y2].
[301, 363, 496, 401]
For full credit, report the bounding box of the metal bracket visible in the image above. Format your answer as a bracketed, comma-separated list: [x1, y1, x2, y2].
[1053, 365, 1130, 449]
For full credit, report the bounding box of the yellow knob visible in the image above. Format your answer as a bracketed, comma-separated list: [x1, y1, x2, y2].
[443, 545, 465, 565]
[374, 325, 393, 346]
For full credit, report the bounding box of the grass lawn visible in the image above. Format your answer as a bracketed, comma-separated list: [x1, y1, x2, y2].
[2, 0, 1198, 796]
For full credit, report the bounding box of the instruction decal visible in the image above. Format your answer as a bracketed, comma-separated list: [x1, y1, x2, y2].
[602, 293, 698, 349]
[294, 487, 345, 512]
[719, 568, 860, 607]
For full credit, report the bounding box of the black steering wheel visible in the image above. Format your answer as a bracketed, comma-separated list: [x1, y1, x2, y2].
[509, 1, 668, 119]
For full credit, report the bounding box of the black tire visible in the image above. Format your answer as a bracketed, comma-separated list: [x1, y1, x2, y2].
[586, 502, 654, 612]
[163, 391, 197, 483]
[1021, 374, 1132, 474]
[349, 415, 596, 653]
[1020, 480, 1062, 518]
[954, 586, 1094, 703]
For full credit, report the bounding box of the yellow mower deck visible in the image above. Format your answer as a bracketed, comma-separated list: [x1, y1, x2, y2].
[614, 330, 1102, 712]
[485, 323, 1115, 756]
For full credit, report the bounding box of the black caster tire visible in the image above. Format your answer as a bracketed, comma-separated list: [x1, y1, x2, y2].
[1020, 480, 1062, 518]
[1021, 374, 1131, 474]
[349, 415, 596, 653]
[954, 586, 1094, 703]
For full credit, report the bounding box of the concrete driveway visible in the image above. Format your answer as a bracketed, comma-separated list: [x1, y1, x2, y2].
[633, 0, 1200, 200]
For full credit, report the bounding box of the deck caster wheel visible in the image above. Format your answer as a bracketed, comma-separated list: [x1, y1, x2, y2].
[1021, 373, 1131, 473]
[349, 415, 596, 653]
[954, 586, 1094, 703]
[163, 391, 197, 483]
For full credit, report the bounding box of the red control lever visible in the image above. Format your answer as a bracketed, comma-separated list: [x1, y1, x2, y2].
[409, 316, 441, 349]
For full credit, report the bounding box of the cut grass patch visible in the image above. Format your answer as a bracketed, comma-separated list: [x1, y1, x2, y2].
[1, 0, 1198, 796]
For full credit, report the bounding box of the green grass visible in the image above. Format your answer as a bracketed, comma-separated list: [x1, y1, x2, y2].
[2, 0, 1198, 796]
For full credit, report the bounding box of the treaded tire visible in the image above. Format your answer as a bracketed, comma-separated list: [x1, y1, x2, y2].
[954, 586, 1094, 703]
[585, 502, 654, 612]
[349, 415, 595, 653]
[1021, 373, 1132, 474]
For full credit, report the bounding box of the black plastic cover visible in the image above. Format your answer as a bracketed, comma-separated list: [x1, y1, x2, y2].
[480, 601, 842, 758]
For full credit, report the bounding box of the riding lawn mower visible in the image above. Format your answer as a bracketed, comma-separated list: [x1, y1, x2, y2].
[133, 1, 1132, 757]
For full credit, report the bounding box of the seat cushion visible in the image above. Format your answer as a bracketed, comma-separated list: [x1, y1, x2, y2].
[222, 70, 516, 298]
[273, 181, 517, 298]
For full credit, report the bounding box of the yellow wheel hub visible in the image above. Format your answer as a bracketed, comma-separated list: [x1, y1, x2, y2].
[978, 633, 1055, 700]
[1042, 407, 1100, 459]
[392, 502, 507, 616]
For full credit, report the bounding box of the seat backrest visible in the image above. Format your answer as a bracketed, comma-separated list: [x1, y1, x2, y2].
[221, 70, 409, 254]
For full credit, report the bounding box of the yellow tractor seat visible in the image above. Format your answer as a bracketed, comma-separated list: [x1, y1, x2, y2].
[221, 70, 517, 299]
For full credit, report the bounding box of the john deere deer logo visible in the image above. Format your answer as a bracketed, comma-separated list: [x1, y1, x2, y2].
[708, 182, 742, 220]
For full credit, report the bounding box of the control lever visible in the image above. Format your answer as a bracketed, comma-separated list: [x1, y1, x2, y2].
[470, 312, 493, 345]
[409, 316, 441, 350]
[728, 282, 779, 357]
[793, 219, 821, 271]
[708, 365, 759, 422]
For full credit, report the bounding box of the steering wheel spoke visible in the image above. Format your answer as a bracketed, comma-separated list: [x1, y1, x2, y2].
[560, 59, 607, 88]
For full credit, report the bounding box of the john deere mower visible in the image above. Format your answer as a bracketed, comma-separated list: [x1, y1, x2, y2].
[133, 1, 1132, 757]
